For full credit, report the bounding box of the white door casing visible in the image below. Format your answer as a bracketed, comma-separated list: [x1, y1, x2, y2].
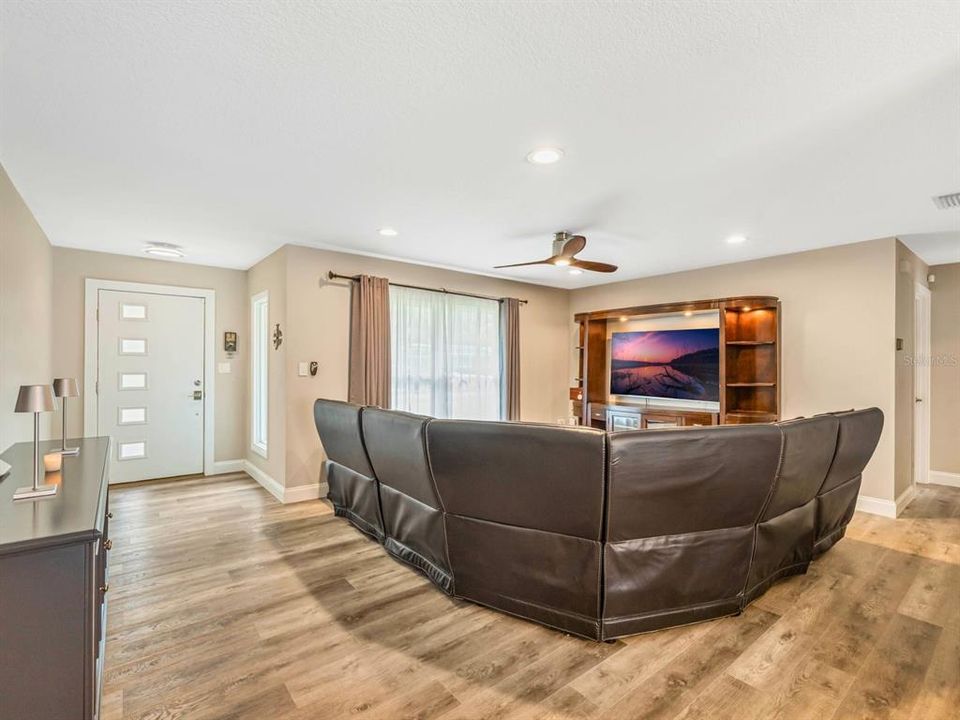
[914, 283, 931, 486]
[83, 279, 216, 481]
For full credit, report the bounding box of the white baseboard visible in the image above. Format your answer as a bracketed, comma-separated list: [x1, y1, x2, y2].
[856, 484, 919, 519]
[240, 460, 323, 504]
[284, 482, 323, 503]
[896, 483, 918, 516]
[207, 459, 245, 476]
[856, 494, 897, 519]
[242, 460, 284, 502]
[927, 470, 960, 488]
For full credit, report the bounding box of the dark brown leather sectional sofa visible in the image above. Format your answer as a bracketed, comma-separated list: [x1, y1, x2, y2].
[313, 399, 882, 641]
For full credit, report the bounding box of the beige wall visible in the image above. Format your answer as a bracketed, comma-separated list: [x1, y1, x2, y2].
[570, 238, 898, 502]
[246, 247, 287, 483]
[893, 241, 929, 496]
[930, 263, 960, 475]
[51, 248, 248, 462]
[0, 164, 54, 451]
[279, 244, 571, 488]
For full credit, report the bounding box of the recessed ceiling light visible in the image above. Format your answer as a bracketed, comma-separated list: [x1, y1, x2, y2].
[683, 311, 693, 317]
[619, 316, 628, 322]
[568, 268, 583, 275]
[143, 242, 184, 258]
[378, 227, 398, 237]
[526, 147, 564, 165]
[726, 234, 747, 245]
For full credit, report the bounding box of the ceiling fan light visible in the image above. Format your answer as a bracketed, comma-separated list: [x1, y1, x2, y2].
[553, 258, 571, 267]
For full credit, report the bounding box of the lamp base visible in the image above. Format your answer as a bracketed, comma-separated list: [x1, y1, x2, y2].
[60, 446, 80, 456]
[13, 483, 59, 501]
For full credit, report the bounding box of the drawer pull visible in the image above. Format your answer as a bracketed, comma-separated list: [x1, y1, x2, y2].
[104, 539, 113, 551]
[100, 584, 110, 594]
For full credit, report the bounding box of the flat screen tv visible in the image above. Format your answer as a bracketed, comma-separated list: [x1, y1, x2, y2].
[610, 328, 720, 402]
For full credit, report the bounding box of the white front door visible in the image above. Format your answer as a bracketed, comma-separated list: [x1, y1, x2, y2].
[97, 290, 205, 483]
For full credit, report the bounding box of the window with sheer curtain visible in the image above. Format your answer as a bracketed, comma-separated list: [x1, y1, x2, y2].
[390, 286, 503, 420]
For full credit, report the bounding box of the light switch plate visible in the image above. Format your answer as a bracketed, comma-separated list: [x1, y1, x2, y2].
[218, 362, 232, 374]
[298, 361, 309, 377]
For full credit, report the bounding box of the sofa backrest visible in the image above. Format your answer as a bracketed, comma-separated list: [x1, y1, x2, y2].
[426, 419, 608, 637]
[362, 407, 439, 509]
[605, 424, 783, 541]
[819, 408, 884, 494]
[761, 415, 839, 520]
[361, 407, 451, 586]
[312, 398, 375, 478]
[812, 408, 884, 553]
[426, 420, 607, 539]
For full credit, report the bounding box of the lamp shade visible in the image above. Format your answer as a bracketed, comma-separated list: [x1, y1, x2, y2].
[52, 377, 80, 398]
[14, 384, 56, 413]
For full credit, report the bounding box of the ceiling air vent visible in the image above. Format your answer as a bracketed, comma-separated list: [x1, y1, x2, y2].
[932, 192, 960, 209]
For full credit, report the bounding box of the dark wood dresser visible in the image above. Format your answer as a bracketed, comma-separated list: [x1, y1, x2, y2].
[0, 437, 111, 720]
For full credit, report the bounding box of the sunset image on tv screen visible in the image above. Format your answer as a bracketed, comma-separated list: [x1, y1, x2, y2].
[610, 328, 720, 401]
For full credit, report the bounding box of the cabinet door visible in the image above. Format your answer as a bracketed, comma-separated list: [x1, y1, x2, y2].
[680, 412, 716, 427]
[609, 413, 640, 432]
[641, 412, 680, 429]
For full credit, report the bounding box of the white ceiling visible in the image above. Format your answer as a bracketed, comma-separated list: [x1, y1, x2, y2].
[1, 0, 958, 288]
[900, 232, 960, 266]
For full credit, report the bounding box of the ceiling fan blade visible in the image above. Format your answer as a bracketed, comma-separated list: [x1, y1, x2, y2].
[493, 258, 555, 269]
[570, 259, 619, 273]
[559, 235, 587, 258]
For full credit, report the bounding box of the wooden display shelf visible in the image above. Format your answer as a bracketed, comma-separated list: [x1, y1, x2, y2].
[574, 295, 781, 426]
[724, 410, 778, 424]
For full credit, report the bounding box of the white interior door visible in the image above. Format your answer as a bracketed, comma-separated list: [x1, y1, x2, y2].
[914, 283, 931, 486]
[97, 290, 205, 483]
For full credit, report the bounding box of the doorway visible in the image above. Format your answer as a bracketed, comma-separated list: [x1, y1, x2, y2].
[914, 282, 931, 487]
[84, 279, 216, 483]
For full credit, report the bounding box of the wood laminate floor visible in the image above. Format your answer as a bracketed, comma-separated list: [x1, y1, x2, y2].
[101, 475, 960, 720]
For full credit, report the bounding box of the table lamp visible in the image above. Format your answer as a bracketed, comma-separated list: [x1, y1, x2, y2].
[13, 384, 59, 500]
[53, 377, 81, 456]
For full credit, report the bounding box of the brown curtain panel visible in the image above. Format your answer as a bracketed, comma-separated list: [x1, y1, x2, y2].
[348, 275, 391, 407]
[500, 297, 521, 421]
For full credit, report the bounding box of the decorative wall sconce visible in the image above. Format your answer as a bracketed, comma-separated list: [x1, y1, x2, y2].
[273, 323, 283, 350]
[224, 331, 238, 353]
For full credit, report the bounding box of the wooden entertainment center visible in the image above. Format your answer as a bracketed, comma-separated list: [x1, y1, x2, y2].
[573, 296, 781, 430]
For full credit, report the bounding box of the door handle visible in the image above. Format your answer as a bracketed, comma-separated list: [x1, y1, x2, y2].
[915, 397, 923, 403]
[193, 391, 203, 400]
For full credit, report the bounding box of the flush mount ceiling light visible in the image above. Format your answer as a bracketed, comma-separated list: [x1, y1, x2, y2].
[726, 234, 747, 245]
[568, 268, 583, 275]
[143, 242, 184, 258]
[526, 147, 564, 165]
[378, 227, 399, 237]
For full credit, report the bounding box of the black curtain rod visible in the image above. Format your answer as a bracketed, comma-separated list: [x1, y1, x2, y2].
[327, 271, 528, 305]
